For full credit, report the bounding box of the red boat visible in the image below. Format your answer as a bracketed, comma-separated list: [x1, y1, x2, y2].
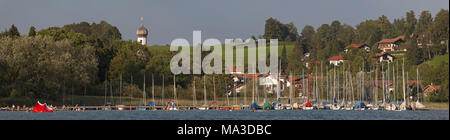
[219, 107, 231, 110]
[32, 101, 53, 113]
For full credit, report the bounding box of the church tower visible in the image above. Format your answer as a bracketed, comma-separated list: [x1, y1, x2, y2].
[136, 17, 148, 45]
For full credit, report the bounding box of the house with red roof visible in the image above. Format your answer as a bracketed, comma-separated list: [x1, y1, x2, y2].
[375, 53, 394, 63]
[328, 56, 344, 66]
[377, 35, 405, 52]
[228, 66, 243, 74]
[344, 44, 369, 53]
[424, 84, 441, 96]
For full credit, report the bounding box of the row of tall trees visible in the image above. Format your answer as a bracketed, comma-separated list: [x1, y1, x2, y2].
[0, 36, 97, 100]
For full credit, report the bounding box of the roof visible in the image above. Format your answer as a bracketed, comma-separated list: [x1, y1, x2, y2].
[425, 85, 441, 91]
[328, 56, 343, 61]
[377, 35, 405, 44]
[345, 44, 367, 49]
[375, 53, 393, 57]
[136, 25, 148, 37]
[228, 66, 243, 72]
[408, 80, 423, 87]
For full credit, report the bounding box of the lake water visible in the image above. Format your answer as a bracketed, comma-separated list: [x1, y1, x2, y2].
[0, 110, 448, 120]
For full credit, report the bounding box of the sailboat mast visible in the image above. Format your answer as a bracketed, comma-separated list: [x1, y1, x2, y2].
[376, 65, 378, 104]
[213, 76, 217, 104]
[276, 60, 281, 102]
[326, 66, 329, 103]
[203, 76, 207, 105]
[252, 73, 255, 104]
[393, 62, 396, 103]
[110, 78, 114, 105]
[402, 59, 406, 105]
[302, 69, 305, 103]
[382, 64, 385, 104]
[316, 64, 319, 104]
[192, 76, 197, 106]
[320, 62, 323, 104]
[162, 75, 165, 105]
[104, 71, 107, 106]
[152, 73, 155, 104]
[350, 70, 354, 104]
[193, 76, 196, 106]
[290, 72, 293, 106]
[130, 73, 133, 107]
[143, 72, 146, 106]
[244, 75, 247, 105]
[416, 68, 420, 102]
[120, 73, 122, 105]
[173, 74, 177, 104]
[338, 65, 341, 103]
[333, 65, 336, 104]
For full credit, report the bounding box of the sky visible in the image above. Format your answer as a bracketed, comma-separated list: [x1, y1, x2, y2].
[1, 0, 449, 45]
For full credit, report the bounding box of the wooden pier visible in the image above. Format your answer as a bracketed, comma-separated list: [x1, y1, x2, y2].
[62, 105, 250, 111]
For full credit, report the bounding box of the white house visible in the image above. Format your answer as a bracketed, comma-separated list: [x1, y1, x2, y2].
[344, 44, 370, 53]
[259, 74, 291, 94]
[328, 56, 344, 66]
[376, 53, 394, 63]
[377, 35, 405, 52]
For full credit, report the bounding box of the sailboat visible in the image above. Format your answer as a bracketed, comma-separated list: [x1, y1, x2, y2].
[168, 74, 178, 111]
[191, 76, 198, 110]
[399, 59, 408, 111]
[250, 74, 261, 110]
[412, 68, 426, 110]
[331, 65, 341, 110]
[150, 73, 156, 110]
[198, 76, 209, 110]
[303, 66, 313, 110]
[372, 65, 380, 110]
[138, 72, 146, 111]
[288, 72, 294, 110]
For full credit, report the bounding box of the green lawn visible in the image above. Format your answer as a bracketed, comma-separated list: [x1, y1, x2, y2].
[427, 53, 449, 68]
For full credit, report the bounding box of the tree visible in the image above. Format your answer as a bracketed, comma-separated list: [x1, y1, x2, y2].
[0, 36, 97, 99]
[285, 22, 299, 41]
[432, 9, 449, 53]
[416, 11, 434, 60]
[8, 24, 20, 38]
[356, 20, 381, 46]
[405, 38, 422, 66]
[330, 21, 342, 41]
[281, 43, 288, 73]
[416, 11, 433, 35]
[28, 26, 36, 37]
[393, 18, 408, 36]
[301, 25, 315, 53]
[264, 18, 283, 41]
[378, 15, 394, 38]
[288, 38, 305, 73]
[406, 10, 417, 35]
[338, 24, 355, 47]
[263, 18, 299, 41]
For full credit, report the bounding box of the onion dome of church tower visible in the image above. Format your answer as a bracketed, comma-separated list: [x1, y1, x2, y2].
[136, 25, 148, 37]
